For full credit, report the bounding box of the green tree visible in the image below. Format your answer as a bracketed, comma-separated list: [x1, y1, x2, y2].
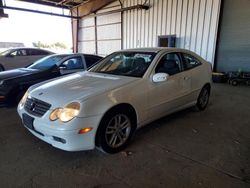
[33, 41, 68, 49]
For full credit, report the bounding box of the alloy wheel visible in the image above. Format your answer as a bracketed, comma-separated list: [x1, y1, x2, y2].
[199, 88, 209, 109]
[105, 114, 131, 148]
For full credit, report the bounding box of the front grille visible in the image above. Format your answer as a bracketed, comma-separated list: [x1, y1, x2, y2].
[24, 97, 51, 117]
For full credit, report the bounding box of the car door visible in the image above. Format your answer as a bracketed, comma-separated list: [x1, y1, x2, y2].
[176, 53, 192, 103]
[181, 52, 203, 101]
[147, 52, 184, 120]
[59, 55, 86, 75]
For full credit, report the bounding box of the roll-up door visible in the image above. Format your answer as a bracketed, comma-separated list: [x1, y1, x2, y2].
[216, 0, 250, 72]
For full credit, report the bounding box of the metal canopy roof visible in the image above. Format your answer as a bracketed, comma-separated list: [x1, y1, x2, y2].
[17, 0, 117, 17]
[1, 0, 147, 19]
[18, 0, 91, 9]
[0, 0, 116, 19]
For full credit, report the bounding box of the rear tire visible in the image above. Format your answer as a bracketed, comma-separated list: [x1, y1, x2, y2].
[196, 86, 210, 111]
[97, 110, 135, 154]
[231, 79, 238, 86]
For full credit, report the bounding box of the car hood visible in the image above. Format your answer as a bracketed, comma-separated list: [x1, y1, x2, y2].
[0, 68, 40, 80]
[29, 72, 139, 108]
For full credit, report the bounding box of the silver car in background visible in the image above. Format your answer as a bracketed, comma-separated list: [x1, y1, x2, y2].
[0, 48, 54, 71]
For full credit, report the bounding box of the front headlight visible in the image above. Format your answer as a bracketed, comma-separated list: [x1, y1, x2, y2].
[49, 102, 80, 123]
[20, 91, 29, 107]
[0, 80, 3, 85]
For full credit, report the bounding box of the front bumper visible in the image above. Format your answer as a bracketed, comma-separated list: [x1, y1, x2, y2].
[17, 104, 102, 151]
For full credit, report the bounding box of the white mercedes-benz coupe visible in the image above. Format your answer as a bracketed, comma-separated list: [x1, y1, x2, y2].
[18, 48, 212, 153]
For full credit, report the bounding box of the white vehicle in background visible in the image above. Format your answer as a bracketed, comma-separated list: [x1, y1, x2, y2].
[0, 48, 54, 71]
[17, 48, 212, 154]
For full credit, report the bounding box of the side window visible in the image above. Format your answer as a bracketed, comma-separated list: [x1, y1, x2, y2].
[10, 49, 27, 56]
[85, 55, 101, 68]
[155, 53, 181, 75]
[182, 53, 202, 70]
[28, 49, 37, 55]
[61, 57, 83, 70]
[20, 49, 28, 56]
[37, 50, 50, 55]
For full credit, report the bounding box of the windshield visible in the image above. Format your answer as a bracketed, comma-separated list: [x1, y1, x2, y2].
[28, 55, 68, 70]
[0, 49, 11, 56]
[90, 52, 156, 77]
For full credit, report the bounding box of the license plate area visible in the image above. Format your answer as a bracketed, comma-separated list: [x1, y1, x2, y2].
[22, 113, 34, 130]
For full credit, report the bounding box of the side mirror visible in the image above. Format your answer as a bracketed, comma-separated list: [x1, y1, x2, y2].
[152, 73, 169, 83]
[58, 65, 67, 75]
[59, 65, 67, 70]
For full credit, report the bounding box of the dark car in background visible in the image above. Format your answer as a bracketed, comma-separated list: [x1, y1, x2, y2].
[0, 53, 102, 106]
[0, 48, 54, 71]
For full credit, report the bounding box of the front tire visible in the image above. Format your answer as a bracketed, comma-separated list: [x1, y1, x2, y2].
[196, 86, 210, 111]
[16, 91, 26, 104]
[97, 110, 135, 154]
[246, 81, 250, 87]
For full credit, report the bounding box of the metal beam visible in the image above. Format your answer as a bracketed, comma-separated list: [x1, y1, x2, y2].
[71, 8, 79, 53]
[71, 0, 116, 17]
[81, 4, 149, 18]
[18, 0, 70, 9]
[0, 5, 79, 19]
[0, 0, 8, 18]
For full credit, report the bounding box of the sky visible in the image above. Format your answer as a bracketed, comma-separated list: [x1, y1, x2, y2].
[0, 0, 72, 48]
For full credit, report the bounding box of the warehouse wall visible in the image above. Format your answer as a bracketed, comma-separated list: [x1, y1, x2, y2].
[78, 1, 121, 56]
[78, 0, 221, 66]
[78, 17, 96, 54]
[123, 0, 221, 65]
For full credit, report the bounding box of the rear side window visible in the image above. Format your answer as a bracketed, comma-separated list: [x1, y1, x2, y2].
[28, 49, 50, 56]
[85, 55, 102, 68]
[182, 53, 202, 70]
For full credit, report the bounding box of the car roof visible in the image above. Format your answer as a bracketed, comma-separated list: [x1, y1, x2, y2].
[117, 47, 193, 53]
[78, 53, 103, 58]
[60, 53, 102, 57]
[45, 53, 102, 58]
[7, 47, 52, 51]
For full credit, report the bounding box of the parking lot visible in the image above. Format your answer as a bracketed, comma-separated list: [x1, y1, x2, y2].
[0, 83, 249, 188]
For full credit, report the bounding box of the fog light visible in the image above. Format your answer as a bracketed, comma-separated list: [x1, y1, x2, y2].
[53, 136, 66, 144]
[78, 127, 93, 134]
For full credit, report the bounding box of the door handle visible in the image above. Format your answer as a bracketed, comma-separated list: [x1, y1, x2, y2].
[183, 76, 190, 80]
